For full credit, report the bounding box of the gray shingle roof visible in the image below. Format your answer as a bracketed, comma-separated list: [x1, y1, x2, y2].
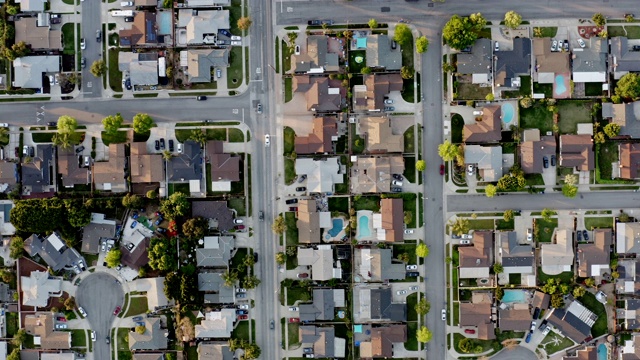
[168, 140, 203, 182]
[495, 37, 531, 87]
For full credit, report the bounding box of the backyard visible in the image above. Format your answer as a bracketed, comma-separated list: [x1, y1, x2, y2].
[557, 100, 592, 134]
[520, 102, 553, 132]
[354, 195, 381, 212]
[456, 82, 491, 100]
[285, 212, 299, 245]
[580, 292, 608, 337]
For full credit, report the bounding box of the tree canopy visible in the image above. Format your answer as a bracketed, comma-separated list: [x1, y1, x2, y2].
[237, 17, 252, 30]
[272, 214, 286, 234]
[10, 236, 24, 259]
[603, 123, 621, 138]
[393, 24, 413, 47]
[485, 184, 497, 198]
[148, 237, 177, 271]
[449, 217, 470, 236]
[90, 60, 107, 77]
[592, 12, 606, 26]
[416, 326, 433, 343]
[443, 13, 487, 50]
[122, 194, 144, 209]
[105, 249, 122, 268]
[615, 73, 640, 99]
[503, 11, 522, 29]
[416, 243, 429, 257]
[57, 115, 78, 134]
[415, 298, 431, 315]
[416, 160, 426, 171]
[368, 18, 378, 29]
[416, 35, 429, 53]
[102, 114, 123, 135]
[182, 217, 208, 240]
[159, 192, 190, 219]
[133, 113, 155, 134]
[438, 140, 459, 162]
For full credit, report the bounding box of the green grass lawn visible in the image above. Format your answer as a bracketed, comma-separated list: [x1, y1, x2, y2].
[71, 329, 87, 347]
[228, 128, 244, 142]
[453, 333, 500, 355]
[328, 197, 349, 213]
[6, 312, 17, 337]
[584, 217, 613, 229]
[349, 50, 366, 74]
[101, 131, 128, 145]
[285, 77, 293, 102]
[535, 218, 558, 243]
[393, 243, 417, 265]
[403, 156, 416, 184]
[558, 100, 592, 134]
[287, 322, 301, 347]
[502, 76, 532, 98]
[123, 296, 148, 317]
[520, 101, 553, 131]
[232, 320, 251, 341]
[580, 292, 608, 337]
[283, 127, 295, 155]
[526, 173, 545, 186]
[285, 212, 299, 245]
[538, 269, 573, 285]
[541, 333, 574, 354]
[32, 132, 54, 143]
[608, 26, 640, 39]
[456, 82, 491, 100]
[354, 195, 381, 211]
[228, 197, 246, 217]
[116, 328, 129, 350]
[284, 158, 296, 185]
[227, 47, 244, 89]
[406, 292, 419, 322]
[597, 142, 619, 181]
[108, 49, 122, 92]
[496, 218, 514, 230]
[351, 123, 365, 154]
[282, 39, 292, 73]
[231, 248, 249, 282]
[585, 82, 605, 97]
[285, 284, 312, 306]
[206, 128, 227, 141]
[404, 126, 415, 153]
[405, 322, 418, 351]
[62, 23, 75, 55]
[535, 27, 558, 37]
[468, 219, 495, 230]
[451, 113, 464, 143]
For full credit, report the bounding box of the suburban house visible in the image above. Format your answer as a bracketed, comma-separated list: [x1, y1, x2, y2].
[563, 347, 597, 360]
[296, 199, 332, 244]
[546, 300, 596, 343]
[496, 231, 535, 280]
[358, 325, 407, 359]
[198, 272, 234, 304]
[365, 34, 402, 71]
[58, 148, 89, 188]
[15, 17, 62, 50]
[458, 231, 493, 279]
[353, 285, 407, 322]
[297, 246, 342, 281]
[195, 236, 234, 267]
[133, 277, 172, 311]
[358, 116, 404, 153]
[619, 142, 640, 179]
[464, 145, 503, 182]
[299, 326, 346, 359]
[299, 288, 345, 322]
[540, 229, 574, 275]
[206, 140, 240, 192]
[620, 299, 640, 330]
[616, 258, 640, 295]
[463, 105, 502, 143]
[120, 237, 150, 270]
[20, 270, 62, 308]
[610, 37, 640, 80]
[295, 117, 338, 154]
[458, 291, 495, 340]
[572, 37, 607, 83]
[559, 135, 594, 171]
[533, 38, 571, 98]
[128, 317, 168, 350]
[372, 198, 403, 242]
[619, 334, 640, 359]
[24, 313, 71, 349]
[456, 38, 493, 85]
[24, 233, 84, 272]
[195, 308, 236, 339]
[184, 48, 230, 83]
[93, 143, 127, 192]
[0, 162, 17, 191]
[197, 342, 233, 360]
[349, 155, 404, 193]
[520, 130, 557, 174]
[352, 74, 403, 112]
[354, 247, 405, 282]
[176, 9, 230, 45]
[291, 35, 340, 74]
[130, 142, 164, 184]
[576, 228, 612, 278]
[295, 157, 344, 194]
[494, 37, 531, 88]
[118, 52, 159, 87]
[13, 56, 60, 89]
[81, 213, 116, 254]
[498, 303, 531, 332]
[603, 102, 640, 139]
[119, 11, 158, 47]
[21, 144, 55, 193]
[531, 291, 550, 315]
[191, 201, 234, 232]
[616, 222, 640, 255]
[167, 140, 203, 195]
[293, 75, 344, 112]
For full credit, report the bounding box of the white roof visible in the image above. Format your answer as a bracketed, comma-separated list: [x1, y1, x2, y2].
[295, 157, 343, 194]
[211, 181, 231, 192]
[572, 72, 606, 83]
[21, 271, 62, 307]
[47, 233, 65, 251]
[195, 309, 235, 338]
[541, 229, 574, 274]
[13, 56, 60, 89]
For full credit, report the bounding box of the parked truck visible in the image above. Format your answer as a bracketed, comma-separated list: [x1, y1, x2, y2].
[110, 10, 134, 17]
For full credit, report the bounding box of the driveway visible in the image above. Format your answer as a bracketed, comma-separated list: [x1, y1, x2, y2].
[76, 272, 125, 360]
[491, 346, 537, 360]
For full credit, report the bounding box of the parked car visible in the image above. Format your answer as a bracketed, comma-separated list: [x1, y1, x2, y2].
[525, 332, 532, 343]
[91, 331, 96, 341]
[391, 187, 402, 193]
[257, 103, 263, 114]
[237, 288, 247, 293]
[583, 230, 589, 241]
[218, 29, 232, 37]
[396, 290, 407, 295]
[288, 306, 299, 311]
[196, 95, 207, 101]
[57, 316, 67, 322]
[577, 230, 582, 241]
[467, 164, 475, 176]
[29, 146, 34, 157]
[154, 140, 160, 150]
[125, 78, 132, 90]
[168, 140, 174, 152]
[530, 321, 537, 331]
[563, 39, 569, 51]
[135, 321, 145, 326]
[409, 286, 418, 291]
[177, 143, 183, 153]
[289, 207, 298, 212]
[384, 99, 394, 104]
[542, 326, 551, 335]
[124, 16, 134, 22]
[130, 220, 138, 229]
[264, 134, 270, 146]
[238, 304, 250, 310]
[495, 41, 499, 51]
[154, 216, 163, 226]
[236, 293, 246, 298]
[406, 264, 418, 270]
[543, 156, 549, 168]
[461, 233, 473, 240]
[472, 110, 484, 116]
[236, 310, 248, 315]
[297, 174, 307, 183]
[80, 38, 86, 50]
[238, 315, 248, 320]
[159, 138, 165, 150]
[441, 309, 446, 321]
[81, 57, 86, 68]
[156, 227, 166, 234]
[78, 307, 88, 317]
[84, 156, 90, 167]
[384, 106, 395, 112]
[551, 39, 558, 51]
[132, 316, 144, 322]
[440, 164, 445, 175]
[308, 20, 321, 25]
[634, 45, 640, 51]
[460, 240, 471, 245]
[231, 40, 242, 46]
[294, 45, 300, 55]
[55, 323, 68, 330]
[303, 347, 314, 354]
[216, 69, 222, 78]
[297, 273, 309, 278]
[47, 121, 57, 127]
[392, 180, 403, 186]
[577, 38, 586, 48]
[285, 199, 298, 205]
[233, 218, 244, 224]
[289, 318, 300, 323]
[253, 252, 258, 263]
[527, 228, 533, 241]
[106, 336, 110, 344]
[464, 329, 476, 334]
[406, 271, 419, 277]
[235, 225, 245, 230]
[392, 174, 403, 181]
[113, 306, 121, 315]
[551, 155, 556, 167]
[404, 229, 414, 234]
[296, 187, 306, 192]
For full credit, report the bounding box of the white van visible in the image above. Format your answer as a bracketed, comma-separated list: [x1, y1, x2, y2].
[121, 1, 133, 6]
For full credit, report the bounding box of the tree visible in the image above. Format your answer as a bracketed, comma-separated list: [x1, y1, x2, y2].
[449, 217, 470, 236]
[276, 252, 286, 264]
[497, 172, 526, 192]
[592, 13, 606, 26]
[243, 343, 262, 360]
[486, 93, 495, 101]
[163, 272, 181, 300]
[604, 123, 621, 138]
[443, 62, 456, 73]
[102, 114, 123, 135]
[584, 277, 596, 288]
[237, 17, 252, 30]
[122, 194, 144, 209]
[63, 296, 76, 311]
[133, 113, 155, 134]
[52, 132, 73, 149]
[493, 263, 504, 274]
[148, 237, 177, 271]
[159, 192, 190, 219]
[397, 252, 410, 263]
[564, 174, 577, 186]
[416, 160, 426, 171]
[12, 329, 26, 346]
[105, 249, 122, 268]
[415, 298, 431, 315]
[189, 129, 207, 145]
[165, 353, 177, 360]
[135, 325, 146, 334]
[243, 275, 261, 289]
[572, 286, 586, 298]
[64, 199, 91, 228]
[495, 285, 504, 300]
[541, 208, 555, 221]
[416, 35, 429, 53]
[458, 338, 473, 353]
[360, 67, 372, 75]
[90, 60, 107, 77]
[9, 236, 24, 259]
[403, 211, 412, 224]
[485, 184, 497, 198]
[7, 349, 19, 360]
[182, 217, 208, 240]
[416, 243, 429, 258]
[520, 97, 533, 108]
[562, 184, 578, 198]
[272, 214, 286, 234]
[368, 18, 378, 29]
[11, 41, 29, 58]
[146, 189, 157, 199]
[627, 14, 635, 22]
[594, 132, 606, 144]
[243, 254, 255, 268]
[615, 73, 640, 99]
[400, 66, 414, 79]
[57, 115, 78, 134]
[221, 270, 239, 287]
[503, 11, 522, 29]
[503, 210, 514, 222]
[416, 326, 433, 343]
[443, 13, 487, 50]
[551, 293, 564, 308]
[176, 317, 195, 342]
[438, 140, 459, 162]
[393, 24, 413, 47]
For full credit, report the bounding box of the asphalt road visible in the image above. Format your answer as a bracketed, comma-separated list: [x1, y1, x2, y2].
[81, 0, 103, 98]
[75, 273, 124, 360]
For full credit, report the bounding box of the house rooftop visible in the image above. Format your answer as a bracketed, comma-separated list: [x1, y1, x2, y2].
[463, 105, 502, 143]
[520, 134, 557, 174]
[295, 117, 338, 154]
[359, 116, 403, 153]
[292, 35, 340, 73]
[350, 156, 404, 194]
[464, 145, 503, 182]
[457, 38, 493, 84]
[365, 34, 402, 71]
[293, 75, 343, 112]
[577, 228, 612, 278]
[495, 37, 532, 87]
[353, 74, 403, 112]
[128, 317, 167, 350]
[559, 135, 594, 171]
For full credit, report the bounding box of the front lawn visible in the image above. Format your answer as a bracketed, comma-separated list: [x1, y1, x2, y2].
[101, 131, 128, 145]
[284, 158, 296, 185]
[596, 142, 619, 181]
[403, 156, 416, 184]
[284, 283, 312, 306]
[557, 100, 592, 134]
[283, 127, 295, 156]
[109, 48, 122, 92]
[405, 322, 418, 351]
[584, 217, 613, 229]
[538, 269, 573, 285]
[608, 26, 640, 39]
[535, 218, 558, 243]
[285, 212, 298, 245]
[232, 320, 251, 341]
[62, 23, 75, 55]
[468, 219, 495, 230]
[404, 126, 415, 153]
[285, 77, 293, 102]
[541, 333, 574, 355]
[32, 132, 54, 143]
[456, 82, 491, 100]
[123, 296, 148, 317]
[520, 101, 553, 132]
[406, 292, 419, 322]
[227, 47, 244, 89]
[231, 248, 249, 283]
[228, 128, 244, 142]
[71, 329, 87, 347]
[535, 27, 558, 38]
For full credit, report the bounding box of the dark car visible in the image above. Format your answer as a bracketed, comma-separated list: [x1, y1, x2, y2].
[391, 187, 402, 193]
[289, 207, 298, 212]
[634, 45, 640, 51]
[235, 225, 245, 230]
[218, 29, 232, 38]
[159, 138, 165, 150]
[307, 20, 321, 25]
[285, 199, 298, 205]
[168, 139, 174, 152]
[14, 147, 18, 157]
[29, 146, 34, 157]
[532, 308, 541, 319]
[130, 220, 138, 229]
[154, 216, 163, 226]
[577, 231, 582, 241]
[303, 348, 313, 354]
[236, 310, 248, 315]
[563, 39, 569, 51]
[125, 78, 132, 90]
[440, 164, 445, 175]
[75, 146, 85, 154]
[297, 273, 309, 278]
[81, 57, 86, 69]
[154, 140, 160, 150]
[259, 211, 264, 221]
[296, 187, 306, 192]
[550, 155, 556, 167]
[196, 95, 207, 101]
[47, 121, 57, 126]
[543, 156, 549, 168]
[135, 321, 145, 327]
[392, 174, 403, 181]
[583, 230, 589, 241]
[253, 252, 258, 263]
[406, 271, 420, 277]
[124, 16, 134, 22]
[217, 39, 230, 45]
[297, 174, 307, 183]
[96, 30, 102, 42]
[106, 336, 110, 344]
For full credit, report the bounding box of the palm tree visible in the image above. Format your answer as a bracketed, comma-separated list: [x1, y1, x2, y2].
[162, 150, 173, 161]
[189, 130, 206, 146]
[52, 133, 72, 150]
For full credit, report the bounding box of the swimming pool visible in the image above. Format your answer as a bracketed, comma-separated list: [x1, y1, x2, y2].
[157, 11, 172, 35]
[328, 218, 344, 237]
[555, 74, 567, 95]
[502, 103, 515, 124]
[358, 216, 371, 238]
[501, 290, 527, 303]
[597, 344, 607, 360]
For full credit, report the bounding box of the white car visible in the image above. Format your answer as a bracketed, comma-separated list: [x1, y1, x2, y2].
[441, 309, 446, 321]
[238, 304, 250, 310]
[55, 323, 68, 329]
[288, 306, 299, 312]
[530, 321, 537, 331]
[472, 110, 483, 116]
[461, 234, 473, 240]
[237, 288, 247, 293]
[577, 38, 586, 48]
[391, 180, 403, 186]
[78, 307, 87, 317]
[542, 326, 551, 335]
[0, 123, 8, 128]
[80, 38, 86, 50]
[91, 331, 96, 342]
[551, 39, 558, 51]
[384, 99, 394, 104]
[467, 164, 475, 176]
[527, 228, 533, 242]
[409, 286, 418, 291]
[231, 40, 242, 46]
[265, 134, 270, 147]
[494, 41, 499, 51]
[396, 290, 407, 295]
[234, 218, 244, 224]
[231, 35, 242, 41]
[404, 229, 414, 235]
[406, 265, 418, 270]
[460, 240, 471, 245]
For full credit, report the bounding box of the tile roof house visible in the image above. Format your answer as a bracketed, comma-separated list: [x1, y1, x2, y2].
[464, 145, 503, 182]
[296, 199, 332, 244]
[93, 143, 127, 192]
[293, 75, 343, 112]
[58, 148, 89, 188]
[121, 237, 150, 270]
[198, 272, 234, 304]
[373, 198, 403, 242]
[294, 117, 338, 154]
[197, 341, 234, 360]
[352, 74, 403, 112]
[350, 156, 404, 194]
[299, 288, 345, 322]
[118, 52, 159, 86]
[498, 303, 532, 331]
[130, 142, 164, 184]
[458, 231, 493, 279]
[619, 143, 640, 179]
[358, 116, 404, 153]
[354, 247, 405, 282]
[292, 35, 340, 74]
[119, 11, 158, 47]
[191, 201, 234, 232]
[299, 326, 346, 359]
[24, 313, 71, 349]
[495, 37, 531, 88]
[359, 325, 407, 358]
[459, 302, 496, 340]
[496, 231, 534, 276]
[0, 161, 17, 190]
[559, 135, 594, 171]
[463, 105, 502, 143]
[616, 222, 640, 254]
[620, 299, 640, 330]
[177, 9, 230, 45]
[298, 246, 342, 281]
[206, 141, 240, 192]
[185, 48, 230, 83]
[15, 17, 62, 50]
[546, 300, 596, 343]
[195, 308, 236, 338]
[24, 233, 84, 272]
[577, 228, 612, 278]
[457, 38, 493, 84]
[620, 333, 640, 359]
[365, 34, 402, 71]
[81, 213, 116, 254]
[611, 37, 640, 80]
[22, 144, 54, 193]
[167, 140, 203, 183]
[533, 38, 570, 84]
[13, 56, 60, 89]
[195, 236, 234, 268]
[541, 229, 574, 275]
[616, 259, 640, 295]
[295, 157, 344, 194]
[520, 130, 557, 174]
[572, 37, 607, 83]
[353, 286, 407, 322]
[531, 291, 550, 312]
[128, 317, 168, 350]
[563, 346, 597, 360]
[603, 102, 640, 139]
[20, 270, 62, 307]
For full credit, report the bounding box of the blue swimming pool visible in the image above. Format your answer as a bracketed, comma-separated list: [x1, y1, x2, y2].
[555, 74, 567, 95]
[158, 11, 172, 35]
[328, 218, 344, 237]
[358, 216, 371, 238]
[502, 290, 527, 303]
[597, 344, 607, 360]
[502, 103, 515, 124]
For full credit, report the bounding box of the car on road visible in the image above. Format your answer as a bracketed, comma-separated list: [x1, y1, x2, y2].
[467, 164, 475, 176]
[396, 290, 407, 295]
[289, 318, 300, 323]
[106, 336, 110, 344]
[91, 331, 96, 341]
[78, 307, 87, 317]
[47, 122, 57, 126]
[81, 57, 86, 68]
[270, 320, 275, 329]
[296, 187, 306, 192]
[132, 316, 144, 321]
[441, 309, 446, 321]
[130, 220, 138, 229]
[583, 230, 589, 241]
[525, 332, 532, 343]
[460, 240, 471, 245]
[404, 229, 414, 235]
[233, 218, 244, 224]
[577, 38, 586, 48]
[236, 293, 246, 298]
[297, 175, 307, 183]
[80, 38, 86, 50]
[392, 174, 403, 181]
[253, 252, 258, 263]
[543, 156, 549, 168]
[551, 39, 558, 51]
[464, 329, 476, 334]
[285, 199, 298, 205]
[257, 103, 263, 114]
[236, 310, 248, 315]
[297, 273, 309, 278]
[238, 315, 248, 320]
[495, 41, 499, 51]
[406, 264, 417, 270]
[264, 134, 270, 146]
[196, 95, 207, 101]
[551, 155, 556, 167]
[308, 20, 321, 25]
[96, 30, 102, 42]
[259, 211, 264, 221]
[406, 271, 419, 277]
[288, 306, 299, 311]
[384, 99, 394, 104]
[440, 164, 445, 175]
[113, 306, 121, 315]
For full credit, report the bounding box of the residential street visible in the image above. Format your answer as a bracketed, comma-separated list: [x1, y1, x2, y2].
[81, 0, 103, 98]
